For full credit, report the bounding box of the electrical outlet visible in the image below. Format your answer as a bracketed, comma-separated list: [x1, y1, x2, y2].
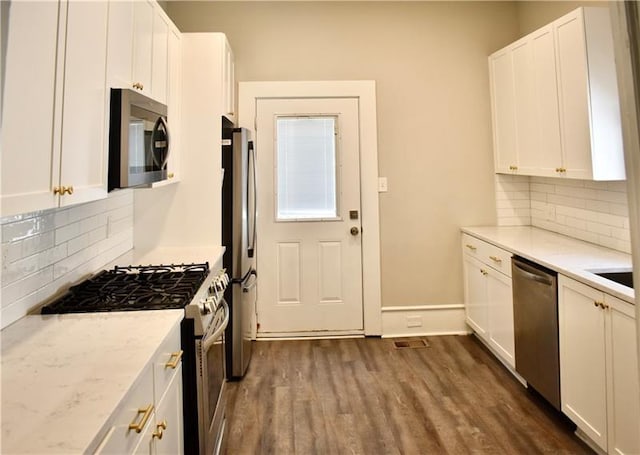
[544, 205, 556, 221]
[406, 316, 422, 328]
[378, 177, 388, 192]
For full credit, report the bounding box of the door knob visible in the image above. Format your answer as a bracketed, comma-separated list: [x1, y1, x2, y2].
[350, 227, 360, 236]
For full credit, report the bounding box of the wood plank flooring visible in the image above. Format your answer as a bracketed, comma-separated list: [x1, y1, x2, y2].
[223, 335, 592, 454]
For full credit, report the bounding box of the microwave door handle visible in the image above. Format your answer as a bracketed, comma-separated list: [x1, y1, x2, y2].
[248, 141, 257, 258]
[151, 117, 170, 168]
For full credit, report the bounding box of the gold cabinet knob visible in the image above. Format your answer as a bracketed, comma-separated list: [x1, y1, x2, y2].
[168, 172, 175, 179]
[152, 420, 168, 440]
[53, 186, 62, 195]
[64, 186, 74, 195]
[133, 82, 144, 90]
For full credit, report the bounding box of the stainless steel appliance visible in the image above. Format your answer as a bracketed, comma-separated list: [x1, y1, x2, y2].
[108, 88, 170, 190]
[512, 256, 561, 410]
[222, 120, 257, 379]
[40, 263, 229, 454]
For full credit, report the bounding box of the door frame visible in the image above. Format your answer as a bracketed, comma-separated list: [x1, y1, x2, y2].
[239, 80, 382, 336]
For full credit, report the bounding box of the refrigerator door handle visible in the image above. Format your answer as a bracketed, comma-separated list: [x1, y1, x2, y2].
[247, 141, 257, 258]
[242, 270, 258, 293]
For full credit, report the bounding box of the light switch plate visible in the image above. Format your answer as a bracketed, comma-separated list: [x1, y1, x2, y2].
[378, 177, 388, 192]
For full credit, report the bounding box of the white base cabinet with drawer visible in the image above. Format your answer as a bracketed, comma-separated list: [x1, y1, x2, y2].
[96, 324, 184, 454]
[462, 234, 515, 368]
[558, 275, 639, 454]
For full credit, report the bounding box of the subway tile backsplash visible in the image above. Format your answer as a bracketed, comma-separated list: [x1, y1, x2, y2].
[495, 174, 631, 254]
[0, 190, 134, 329]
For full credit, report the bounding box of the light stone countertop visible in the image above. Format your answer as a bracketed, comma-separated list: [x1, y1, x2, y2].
[462, 226, 634, 304]
[1, 310, 184, 454]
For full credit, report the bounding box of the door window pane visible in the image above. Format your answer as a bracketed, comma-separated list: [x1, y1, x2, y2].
[276, 116, 338, 220]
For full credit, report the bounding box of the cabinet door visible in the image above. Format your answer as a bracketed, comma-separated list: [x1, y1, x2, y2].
[106, 0, 134, 89]
[166, 26, 182, 183]
[528, 25, 562, 176]
[151, 7, 169, 104]
[58, 0, 109, 207]
[554, 9, 593, 179]
[487, 269, 515, 367]
[606, 296, 640, 455]
[154, 365, 184, 455]
[463, 255, 489, 340]
[132, 0, 154, 95]
[489, 49, 517, 174]
[1, 0, 61, 216]
[558, 276, 607, 450]
[223, 39, 235, 120]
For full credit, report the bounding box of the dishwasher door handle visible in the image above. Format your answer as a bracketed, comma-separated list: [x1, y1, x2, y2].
[513, 261, 553, 286]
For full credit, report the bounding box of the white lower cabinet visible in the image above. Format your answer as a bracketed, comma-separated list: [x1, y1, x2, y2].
[462, 234, 515, 367]
[558, 275, 639, 454]
[96, 324, 184, 454]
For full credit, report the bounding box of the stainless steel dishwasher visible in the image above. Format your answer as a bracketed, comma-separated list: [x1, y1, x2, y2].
[512, 256, 561, 410]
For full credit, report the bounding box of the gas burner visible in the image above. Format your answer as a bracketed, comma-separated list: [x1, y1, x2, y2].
[41, 263, 210, 314]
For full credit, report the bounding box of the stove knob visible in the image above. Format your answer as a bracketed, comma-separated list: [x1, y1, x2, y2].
[199, 298, 212, 315]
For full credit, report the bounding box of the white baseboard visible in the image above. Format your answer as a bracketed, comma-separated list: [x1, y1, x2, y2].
[381, 304, 469, 338]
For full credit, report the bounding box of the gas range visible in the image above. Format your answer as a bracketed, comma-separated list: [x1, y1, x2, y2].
[41, 263, 228, 336]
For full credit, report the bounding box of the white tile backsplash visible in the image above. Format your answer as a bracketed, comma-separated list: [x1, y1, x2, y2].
[495, 174, 631, 254]
[0, 190, 134, 328]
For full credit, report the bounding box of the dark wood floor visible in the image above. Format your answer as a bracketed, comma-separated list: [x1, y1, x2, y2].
[223, 335, 592, 454]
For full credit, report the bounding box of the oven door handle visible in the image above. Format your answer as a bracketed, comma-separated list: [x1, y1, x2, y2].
[202, 299, 229, 352]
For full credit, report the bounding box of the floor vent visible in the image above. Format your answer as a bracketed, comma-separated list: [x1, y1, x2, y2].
[393, 338, 429, 349]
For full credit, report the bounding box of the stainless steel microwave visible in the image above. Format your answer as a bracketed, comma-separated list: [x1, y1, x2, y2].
[108, 89, 170, 191]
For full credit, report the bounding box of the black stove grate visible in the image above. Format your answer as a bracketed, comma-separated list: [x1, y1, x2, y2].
[41, 263, 209, 314]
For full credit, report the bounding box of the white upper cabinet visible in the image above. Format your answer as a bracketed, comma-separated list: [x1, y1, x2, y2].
[132, 0, 154, 96]
[151, 8, 169, 104]
[106, 1, 134, 90]
[223, 38, 236, 121]
[2, 0, 62, 216]
[59, 0, 110, 207]
[489, 7, 624, 181]
[1, 0, 109, 217]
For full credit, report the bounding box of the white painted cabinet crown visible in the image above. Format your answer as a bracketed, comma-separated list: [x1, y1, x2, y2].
[2, 0, 110, 217]
[461, 234, 515, 368]
[558, 275, 639, 454]
[489, 7, 624, 181]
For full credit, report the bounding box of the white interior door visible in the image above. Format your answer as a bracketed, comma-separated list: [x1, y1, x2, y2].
[256, 97, 363, 335]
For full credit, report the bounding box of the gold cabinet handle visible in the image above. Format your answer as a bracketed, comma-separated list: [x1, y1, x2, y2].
[480, 269, 488, 276]
[133, 82, 144, 90]
[128, 404, 154, 433]
[465, 244, 477, 251]
[165, 350, 183, 369]
[509, 165, 518, 171]
[555, 167, 567, 173]
[53, 186, 62, 195]
[489, 255, 502, 263]
[594, 301, 607, 310]
[64, 186, 74, 195]
[152, 420, 168, 440]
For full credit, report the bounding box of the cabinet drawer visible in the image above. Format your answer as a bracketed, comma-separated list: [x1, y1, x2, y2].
[462, 234, 487, 259]
[95, 364, 155, 454]
[153, 322, 182, 403]
[462, 234, 512, 277]
[483, 243, 512, 276]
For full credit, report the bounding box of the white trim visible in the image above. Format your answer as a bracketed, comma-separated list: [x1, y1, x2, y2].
[257, 331, 364, 340]
[239, 81, 382, 335]
[380, 304, 468, 338]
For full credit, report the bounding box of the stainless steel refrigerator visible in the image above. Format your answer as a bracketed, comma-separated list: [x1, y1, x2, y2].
[222, 119, 257, 379]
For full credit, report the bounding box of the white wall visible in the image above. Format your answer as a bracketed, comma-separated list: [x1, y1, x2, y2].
[0, 191, 134, 328]
[165, 1, 520, 309]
